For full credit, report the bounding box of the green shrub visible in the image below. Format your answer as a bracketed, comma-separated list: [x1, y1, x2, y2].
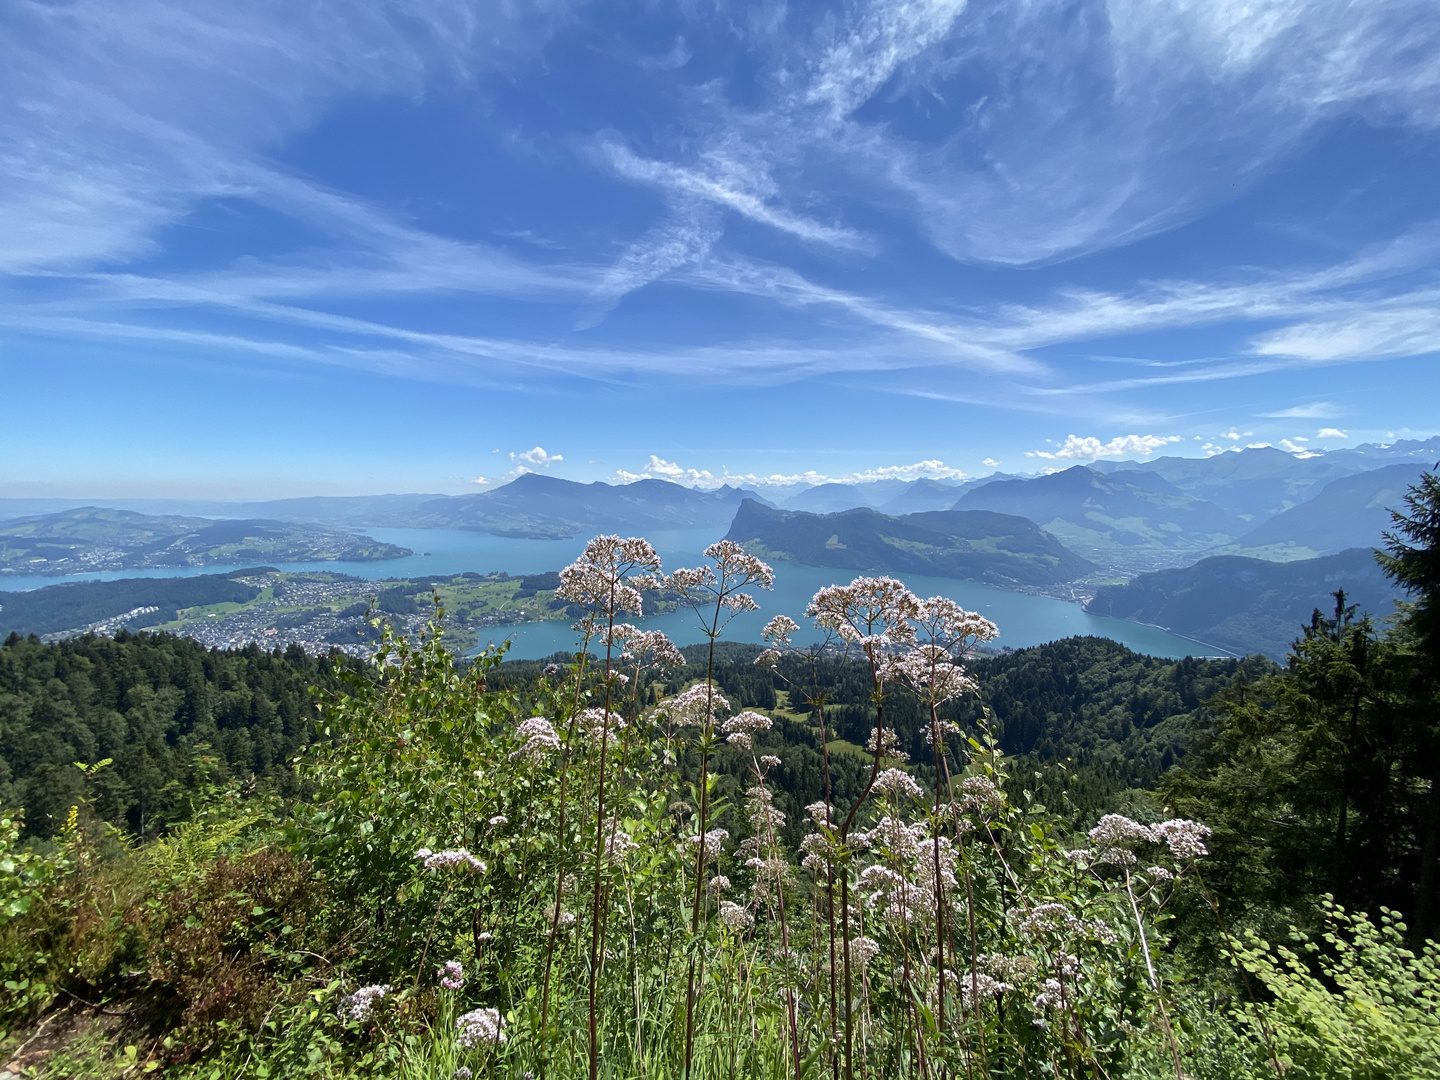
[1233, 899, 1440, 1079]
[0, 811, 70, 1023]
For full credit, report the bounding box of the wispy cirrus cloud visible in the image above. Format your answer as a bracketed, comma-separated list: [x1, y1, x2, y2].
[0, 0, 1437, 462]
[1263, 402, 1340, 419]
[597, 141, 865, 250]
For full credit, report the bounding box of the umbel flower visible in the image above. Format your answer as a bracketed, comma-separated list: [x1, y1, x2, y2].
[848, 936, 881, 969]
[723, 710, 772, 750]
[872, 767, 924, 801]
[688, 828, 729, 864]
[662, 684, 731, 728]
[456, 1007, 506, 1048]
[416, 848, 485, 873]
[718, 900, 755, 932]
[557, 535, 662, 621]
[438, 959, 465, 991]
[510, 716, 560, 762]
[1085, 814, 1212, 863]
[337, 984, 390, 1021]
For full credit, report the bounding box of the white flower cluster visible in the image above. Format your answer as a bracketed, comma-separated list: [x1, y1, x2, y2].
[416, 848, 485, 873]
[959, 775, 1004, 816]
[607, 625, 685, 671]
[1086, 814, 1211, 863]
[847, 936, 881, 969]
[337, 983, 391, 1021]
[745, 785, 786, 834]
[510, 716, 560, 763]
[1152, 818, 1211, 859]
[807, 577, 921, 651]
[957, 971, 1014, 1009]
[724, 710, 772, 734]
[718, 900, 754, 932]
[1015, 902, 1117, 945]
[1088, 814, 1157, 849]
[455, 1007, 506, 1048]
[799, 831, 836, 871]
[603, 827, 638, 865]
[557, 536, 661, 619]
[760, 614, 800, 648]
[856, 816, 928, 862]
[894, 645, 979, 707]
[438, 959, 464, 991]
[1032, 978, 1067, 1015]
[662, 684, 730, 728]
[914, 596, 999, 649]
[872, 767, 923, 801]
[544, 902, 576, 930]
[688, 828, 729, 864]
[579, 708, 625, 739]
[722, 711, 771, 750]
[865, 727, 907, 762]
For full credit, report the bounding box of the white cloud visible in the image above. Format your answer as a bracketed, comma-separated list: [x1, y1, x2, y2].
[981, 458, 1000, 468]
[1, 0, 1437, 421]
[1249, 296, 1440, 362]
[1026, 434, 1181, 461]
[1279, 437, 1310, 453]
[598, 141, 865, 250]
[874, 0, 1440, 265]
[1316, 427, 1348, 440]
[1263, 402, 1339, 419]
[580, 208, 723, 321]
[510, 446, 563, 467]
[614, 455, 968, 490]
[1219, 429, 1252, 441]
[0, 1, 569, 274]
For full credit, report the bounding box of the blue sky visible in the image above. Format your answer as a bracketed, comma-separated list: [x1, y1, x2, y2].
[2, 0, 1438, 498]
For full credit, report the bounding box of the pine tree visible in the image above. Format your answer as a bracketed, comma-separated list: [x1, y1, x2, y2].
[1378, 469, 1440, 940]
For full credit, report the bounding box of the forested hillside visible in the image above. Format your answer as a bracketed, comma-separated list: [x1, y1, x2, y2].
[0, 632, 347, 836]
[725, 497, 1094, 585]
[0, 507, 409, 575]
[1086, 547, 1401, 659]
[3, 629, 1256, 844]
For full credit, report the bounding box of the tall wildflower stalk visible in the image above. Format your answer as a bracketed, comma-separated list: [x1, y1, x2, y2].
[724, 709, 802, 1080]
[553, 536, 661, 1080]
[897, 598, 996, 1067]
[805, 576, 920, 1080]
[757, 614, 842, 1076]
[665, 541, 774, 1078]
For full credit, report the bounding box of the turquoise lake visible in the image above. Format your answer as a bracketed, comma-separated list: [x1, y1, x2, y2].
[1, 526, 1222, 660]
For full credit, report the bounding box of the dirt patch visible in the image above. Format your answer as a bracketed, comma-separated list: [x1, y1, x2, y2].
[2, 1000, 160, 1078]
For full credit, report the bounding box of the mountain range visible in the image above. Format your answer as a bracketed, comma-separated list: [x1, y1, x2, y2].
[1084, 548, 1402, 660]
[399, 474, 762, 538]
[6, 438, 1436, 659]
[1218, 463, 1430, 559]
[723, 499, 1094, 587]
[953, 466, 1247, 569]
[0, 508, 409, 576]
